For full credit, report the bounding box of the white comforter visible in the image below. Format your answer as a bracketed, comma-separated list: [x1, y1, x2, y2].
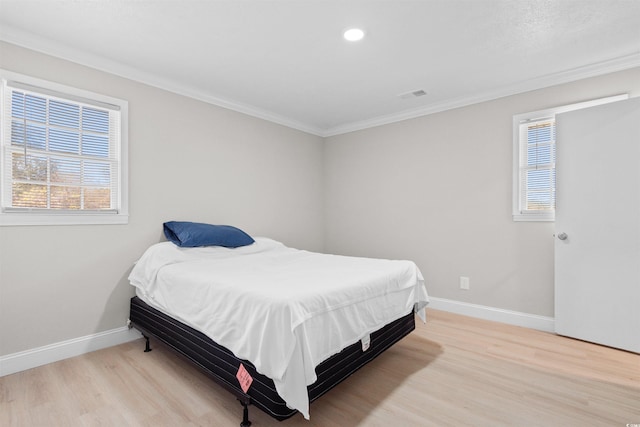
[128, 238, 429, 419]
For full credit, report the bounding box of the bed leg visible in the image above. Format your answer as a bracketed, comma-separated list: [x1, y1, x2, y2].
[238, 400, 251, 427]
[143, 335, 152, 353]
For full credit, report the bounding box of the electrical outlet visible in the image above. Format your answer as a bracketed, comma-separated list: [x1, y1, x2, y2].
[460, 276, 470, 290]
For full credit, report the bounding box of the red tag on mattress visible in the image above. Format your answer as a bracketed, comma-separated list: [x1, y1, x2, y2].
[236, 363, 253, 393]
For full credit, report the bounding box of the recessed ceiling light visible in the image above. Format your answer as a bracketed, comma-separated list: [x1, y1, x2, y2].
[343, 28, 365, 42]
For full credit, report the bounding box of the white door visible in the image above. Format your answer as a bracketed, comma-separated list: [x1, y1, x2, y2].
[555, 97, 640, 353]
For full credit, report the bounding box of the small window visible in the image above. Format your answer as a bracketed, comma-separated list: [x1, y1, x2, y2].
[512, 94, 628, 222]
[1, 70, 128, 225]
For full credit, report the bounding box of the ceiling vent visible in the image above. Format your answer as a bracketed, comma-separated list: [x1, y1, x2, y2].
[398, 89, 428, 100]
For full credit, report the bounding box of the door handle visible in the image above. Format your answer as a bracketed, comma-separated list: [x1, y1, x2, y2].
[557, 232, 568, 240]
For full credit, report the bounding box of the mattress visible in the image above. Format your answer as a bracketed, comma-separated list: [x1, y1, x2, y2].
[129, 296, 416, 420]
[128, 237, 429, 418]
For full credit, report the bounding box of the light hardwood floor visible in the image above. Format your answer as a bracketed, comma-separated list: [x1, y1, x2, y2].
[1, 309, 638, 426]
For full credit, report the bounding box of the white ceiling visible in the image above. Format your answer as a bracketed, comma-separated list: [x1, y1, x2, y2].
[1, 0, 639, 136]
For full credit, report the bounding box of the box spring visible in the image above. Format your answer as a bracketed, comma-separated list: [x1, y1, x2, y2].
[129, 296, 415, 421]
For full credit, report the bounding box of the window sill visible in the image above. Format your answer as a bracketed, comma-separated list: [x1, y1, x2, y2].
[512, 214, 555, 222]
[0, 213, 129, 226]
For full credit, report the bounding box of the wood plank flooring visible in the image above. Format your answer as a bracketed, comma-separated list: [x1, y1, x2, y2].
[1, 309, 638, 426]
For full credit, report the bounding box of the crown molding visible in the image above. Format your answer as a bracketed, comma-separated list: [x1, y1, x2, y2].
[323, 52, 640, 137]
[2, 24, 638, 139]
[0, 25, 326, 137]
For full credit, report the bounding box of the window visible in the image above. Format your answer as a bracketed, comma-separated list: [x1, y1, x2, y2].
[512, 94, 628, 222]
[1, 70, 128, 225]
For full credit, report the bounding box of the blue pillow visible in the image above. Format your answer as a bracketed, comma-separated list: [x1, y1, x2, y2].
[163, 221, 255, 248]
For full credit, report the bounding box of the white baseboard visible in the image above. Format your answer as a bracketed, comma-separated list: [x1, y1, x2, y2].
[0, 300, 554, 377]
[427, 297, 555, 333]
[0, 326, 142, 377]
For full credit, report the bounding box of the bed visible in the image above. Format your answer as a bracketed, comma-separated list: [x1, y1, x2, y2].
[128, 223, 429, 424]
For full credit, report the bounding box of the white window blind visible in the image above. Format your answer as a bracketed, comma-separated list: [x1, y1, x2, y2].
[518, 117, 556, 214]
[512, 94, 629, 222]
[0, 71, 128, 225]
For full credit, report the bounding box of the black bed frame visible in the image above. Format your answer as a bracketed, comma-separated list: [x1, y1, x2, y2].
[129, 296, 415, 426]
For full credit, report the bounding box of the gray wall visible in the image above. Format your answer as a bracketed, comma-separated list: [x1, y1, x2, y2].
[0, 42, 325, 356]
[324, 67, 640, 318]
[2, 39, 639, 357]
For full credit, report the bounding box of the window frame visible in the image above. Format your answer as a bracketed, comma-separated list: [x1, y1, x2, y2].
[0, 70, 128, 226]
[512, 94, 628, 222]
